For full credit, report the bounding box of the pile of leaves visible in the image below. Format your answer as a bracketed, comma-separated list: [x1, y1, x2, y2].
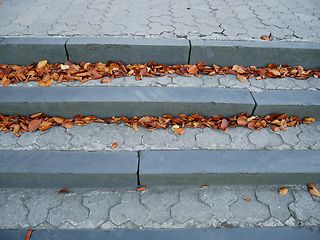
[0, 112, 315, 137]
[1, 60, 319, 87]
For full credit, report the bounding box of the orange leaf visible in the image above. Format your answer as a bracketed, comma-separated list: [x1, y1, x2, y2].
[268, 63, 277, 69]
[137, 187, 147, 191]
[232, 65, 246, 74]
[307, 183, 320, 197]
[173, 127, 185, 135]
[25, 229, 33, 240]
[132, 122, 139, 131]
[37, 60, 47, 69]
[237, 74, 247, 82]
[38, 78, 54, 87]
[101, 78, 112, 83]
[278, 187, 288, 195]
[53, 117, 64, 124]
[111, 142, 119, 149]
[270, 125, 280, 132]
[62, 120, 74, 129]
[0, 76, 10, 87]
[244, 197, 251, 201]
[39, 121, 52, 131]
[201, 185, 209, 189]
[260, 36, 273, 41]
[187, 65, 198, 75]
[237, 116, 247, 126]
[30, 112, 42, 118]
[28, 119, 42, 132]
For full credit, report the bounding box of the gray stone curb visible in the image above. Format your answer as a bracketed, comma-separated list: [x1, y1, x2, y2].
[0, 87, 255, 118]
[66, 37, 190, 65]
[139, 150, 320, 186]
[190, 40, 320, 69]
[0, 150, 138, 188]
[0, 38, 68, 65]
[1, 228, 320, 240]
[252, 90, 320, 119]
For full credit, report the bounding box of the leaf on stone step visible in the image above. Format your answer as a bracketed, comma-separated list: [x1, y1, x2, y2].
[270, 125, 280, 132]
[59, 188, 70, 194]
[132, 122, 139, 131]
[111, 142, 119, 149]
[233, 65, 246, 74]
[260, 36, 273, 41]
[237, 116, 248, 126]
[62, 120, 74, 129]
[0, 76, 10, 87]
[38, 78, 54, 87]
[137, 187, 147, 191]
[25, 229, 33, 240]
[30, 113, 43, 118]
[201, 185, 209, 189]
[28, 119, 42, 132]
[219, 118, 228, 131]
[60, 64, 70, 70]
[39, 121, 52, 131]
[307, 183, 320, 197]
[53, 117, 64, 124]
[267, 63, 277, 69]
[187, 65, 198, 75]
[244, 197, 251, 201]
[303, 117, 315, 124]
[101, 78, 112, 83]
[278, 187, 288, 195]
[37, 60, 47, 69]
[237, 74, 247, 82]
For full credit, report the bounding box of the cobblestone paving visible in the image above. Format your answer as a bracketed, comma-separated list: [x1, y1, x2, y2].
[0, 0, 319, 42]
[0, 118, 319, 151]
[0, 185, 319, 230]
[1, 75, 320, 93]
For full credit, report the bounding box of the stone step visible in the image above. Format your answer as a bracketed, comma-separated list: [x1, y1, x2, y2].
[1, 227, 320, 239]
[1, 149, 319, 188]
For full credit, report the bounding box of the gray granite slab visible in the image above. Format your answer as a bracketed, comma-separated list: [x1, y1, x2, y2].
[252, 90, 320, 119]
[0, 87, 255, 118]
[139, 150, 320, 186]
[0, 150, 138, 188]
[190, 40, 320, 69]
[66, 37, 190, 65]
[1, 228, 319, 240]
[0, 37, 68, 65]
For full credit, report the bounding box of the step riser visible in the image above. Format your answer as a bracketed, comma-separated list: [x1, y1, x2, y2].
[1, 87, 319, 119]
[1, 150, 319, 188]
[1, 38, 320, 69]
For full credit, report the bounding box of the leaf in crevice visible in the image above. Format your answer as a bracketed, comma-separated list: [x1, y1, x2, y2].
[270, 125, 280, 132]
[30, 112, 43, 118]
[307, 183, 320, 197]
[132, 122, 139, 131]
[39, 121, 52, 131]
[25, 229, 33, 240]
[237, 116, 247, 126]
[218, 118, 228, 131]
[137, 187, 147, 191]
[101, 78, 112, 83]
[278, 187, 288, 195]
[303, 117, 315, 124]
[53, 117, 64, 124]
[28, 119, 42, 132]
[187, 65, 198, 75]
[38, 78, 54, 87]
[267, 63, 277, 69]
[232, 65, 246, 74]
[111, 142, 118, 149]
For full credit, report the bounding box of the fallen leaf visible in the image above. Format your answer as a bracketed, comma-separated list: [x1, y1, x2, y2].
[260, 36, 273, 41]
[278, 187, 288, 195]
[172, 125, 185, 135]
[237, 74, 247, 82]
[219, 118, 228, 131]
[38, 78, 54, 87]
[59, 188, 70, 194]
[307, 183, 320, 197]
[28, 119, 42, 132]
[270, 125, 280, 132]
[132, 122, 139, 131]
[60, 64, 70, 70]
[25, 229, 33, 240]
[39, 121, 52, 131]
[0, 76, 10, 87]
[111, 142, 118, 149]
[187, 65, 198, 75]
[137, 187, 147, 191]
[201, 185, 209, 189]
[244, 197, 251, 201]
[53, 116, 64, 124]
[187, 7, 191, 9]
[101, 78, 112, 83]
[62, 120, 74, 129]
[237, 116, 247, 126]
[37, 60, 47, 69]
[233, 65, 246, 74]
[303, 117, 315, 123]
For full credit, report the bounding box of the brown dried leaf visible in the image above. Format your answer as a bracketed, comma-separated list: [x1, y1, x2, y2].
[59, 188, 70, 194]
[237, 116, 247, 126]
[53, 117, 64, 124]
[30, 112, 42, 118]
[201, 185, 209, 189]
[244, 197, 251, 201]
[187, 65, 198, 75]
[62, 120, 74, 129]
[25, 229, 33, 240]
[111, 142, 119, 149]
[137, 187, 147, 191]
[219, 118, 228, 131]
[0, 76, 10, 87]
[173, 127, 185, 135]
[237, 74, 247, 82]
[260, 36, 273, 41]
[39, 121, 52, 131]
[132, 122, 139, 131]
[307, 183, 320, 197]
[100, 78, 112, 83]
[38, 78, 54, 87]
[37, 60, 47, 69]
[279, 187, 288, 195]
[232, 65, 246, 74]
[28, 119, 42, 132]
[270, 125, 280, 132]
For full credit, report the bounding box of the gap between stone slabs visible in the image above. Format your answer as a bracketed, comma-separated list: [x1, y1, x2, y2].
[1, 228, 320, 240]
